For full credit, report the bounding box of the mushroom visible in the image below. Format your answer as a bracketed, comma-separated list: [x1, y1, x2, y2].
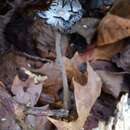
[37, 0, 83, 110]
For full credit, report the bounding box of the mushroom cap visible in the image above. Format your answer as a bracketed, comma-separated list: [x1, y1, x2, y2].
[37, 0, 83, 29]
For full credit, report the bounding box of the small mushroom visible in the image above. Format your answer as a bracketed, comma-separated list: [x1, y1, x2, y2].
[37, 0, 83, 30]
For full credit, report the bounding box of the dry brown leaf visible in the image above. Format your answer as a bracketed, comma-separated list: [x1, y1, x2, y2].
[90, 60, 119, 71]
[96, 15, 130, 46]
[97, 71, 124, 98]
[26, 105, 52, 130]
[34, 19, 56, 59]
[30, 57, 87, 105]
[112, 43, 130, 71]
[91, 41, 126, 60]
[0, 85, 29, 130]
[48, 63, 102, 130]
[29, 62, 62, 103]
[64, 55, 88, 85]
[26, 115, 52, 130]
[110, 0, 130, 19]
[92, 93, 130, 130]
[11, 75, 43, 107]
[71, 18, 99, 44]
[0, 86, 19, 130]
[80, 40, 126, 61]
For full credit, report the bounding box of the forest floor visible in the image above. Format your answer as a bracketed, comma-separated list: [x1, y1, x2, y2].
[0, 0, 130, 130]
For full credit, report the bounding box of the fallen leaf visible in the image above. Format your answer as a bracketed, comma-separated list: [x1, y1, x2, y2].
[112, 43, 130, 72]
[64, 55, 88, 85]
[11, 75, 44, 107]
[0, 52, 18, 89]
[26, 114, 52, 130]
[30, 62, 62, 103]
[71, 18, 100, 44]
[80, 40, 126, 61]
[92, 93, 130, 130]
[0, 85, 28, 130]
[96, 15, 130, 46]
[85, 93, 117, 130]
[0, 17, 7, 54]
[97, 71, 124, 98]
[92, 42, 125, 60]
[48, 63, 102, 130]
[110, 0, 130, 19]
[90, 60, 119, 71]
[26, 105, 52, 130]
[34, 19, 56, 59]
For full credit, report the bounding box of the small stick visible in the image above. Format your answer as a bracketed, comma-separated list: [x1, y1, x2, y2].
[55, 31, 69, 110]
[15, 51, 51, 63]
[26, 107, 69, 118]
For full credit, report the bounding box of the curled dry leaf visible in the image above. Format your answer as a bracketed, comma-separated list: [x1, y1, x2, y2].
[48, 63, 102, 130]
[11, 75, 44, 107]
[96, 15, 130, 46]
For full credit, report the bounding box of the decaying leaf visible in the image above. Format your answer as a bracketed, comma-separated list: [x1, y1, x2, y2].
[112, 43, 130, 72]
[26, 114, 52, 130]
[11, 75, 44, 107]
[0, 84, 29, 130]
[48, 63, 102, 130]
[96, 15, 130, 46]
[26, 105, 52, 130]
[1, 1, 130, 130]
[90, 60, 119, 71]
[79, 40, 126, 61]
[34, 19, 56, 59]
[29, 62, 62, 103]
[27, 56, 88, 107]
[97, 71, 124, 98]
[71, 18, 100, 44]
[110, 0, 130, 19]
[64, 55, 88, 85]
[92, 93, 130, 130]
[0, 86, 19, 130]
[91, 41, 126, 60]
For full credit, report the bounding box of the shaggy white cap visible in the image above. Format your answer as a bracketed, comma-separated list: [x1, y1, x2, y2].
[37, 0, 83, 29]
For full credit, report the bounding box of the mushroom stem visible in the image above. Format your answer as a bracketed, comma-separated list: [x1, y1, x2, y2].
[56, 31, 69, 110]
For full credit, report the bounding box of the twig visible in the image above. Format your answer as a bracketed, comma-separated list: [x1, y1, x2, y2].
[55, 31, 69, 110]
[26, 107, 69, 118]
[14, 51, 51, 63]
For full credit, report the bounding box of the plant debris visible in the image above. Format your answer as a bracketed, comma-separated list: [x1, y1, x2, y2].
[0, 0, 130, 130]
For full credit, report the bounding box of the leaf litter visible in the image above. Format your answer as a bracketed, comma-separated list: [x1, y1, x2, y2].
[0, 0, 130, 130]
